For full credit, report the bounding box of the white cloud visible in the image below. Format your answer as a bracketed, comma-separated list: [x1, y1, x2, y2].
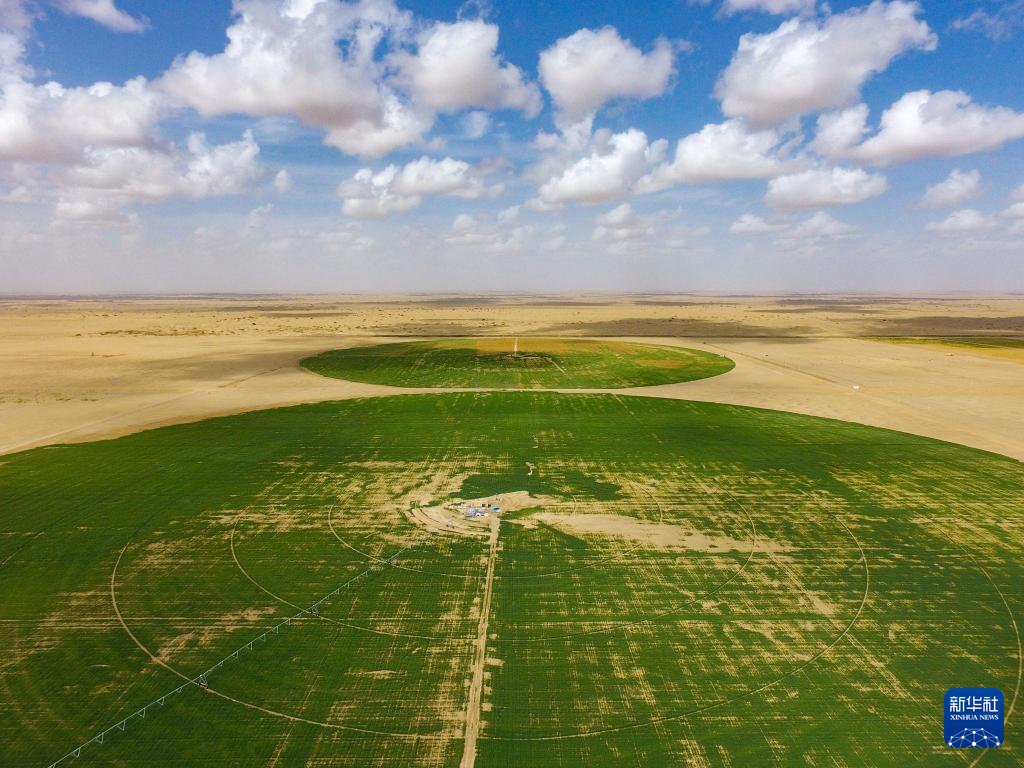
[951, 1, 1024, 42]
[0, 17, 267, 220]
[1003, 186, 1024, 219]
[592, 203, 659, 254]
[591, 203, 705, 254]
[160, 4, 540, 158]
[53, 196, 136, 224]
[716, 1, 935, 126]
[532, 128, 667, 207]
[722, 0, 816, 14]
[539, 27, 674, 128]
[159, 0, 424, 158]
[729, 213, 786, 233]
[764, 166, 888, 209]
[732, 210, 857, 244]
[246, 203, 272, 229]
[810, 105, 870, 158]
[390, 20, 540, 116]
[0, 1, 34, 32]
[317, 222, 373, 252]
[444, 210, 532, 253]
[321, 89, 433, 158]
[925, 208, 999, 235]
[62, 131, 260, 201]
[497, 204, 519, 223]
[831, 91, 1024, 166]
[919, 169, 981, 209]
[54, 130, 261, 221]
[55, 0, 148, 33]
[781, 211, 857, 240]
[592, 203, 654, 247]
[340, 155, 500, 218]
[639, 119, 794, 192]
[461, 110, 491, 139]
[273, 168, 293, 192]
[0, 75, 167, 162]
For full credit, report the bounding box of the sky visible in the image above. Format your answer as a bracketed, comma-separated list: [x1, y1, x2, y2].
[0, 0, 1022, 294]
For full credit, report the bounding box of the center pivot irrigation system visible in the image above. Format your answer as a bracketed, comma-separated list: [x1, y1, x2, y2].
[45, 537, 429, 768]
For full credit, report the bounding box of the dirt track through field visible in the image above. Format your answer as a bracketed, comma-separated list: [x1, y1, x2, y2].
[460, 515, 499, 768]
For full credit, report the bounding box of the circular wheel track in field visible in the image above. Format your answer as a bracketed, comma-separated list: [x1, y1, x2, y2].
[228, 516, 470, 644]
[110, 492, 876, 742]
[109, 538, 449, 739]
[230, 501, 755, 645]
[246, 489, 764, 645]
[93, 483, 1021, 752]
[483, 514, 872, 741]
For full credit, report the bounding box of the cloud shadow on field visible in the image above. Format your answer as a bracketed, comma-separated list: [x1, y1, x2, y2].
[862, 315, 1024, 336]
[537, 317, 817, 339]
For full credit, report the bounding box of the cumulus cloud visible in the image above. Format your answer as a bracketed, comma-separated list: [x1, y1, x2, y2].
[716, 1, 935, 127]
[390, 19, 540, 116]
[0, 1, 34, 32]
[639, 119, 795, 192]
[461, 110, 491, 139]
[825, 91, 1024, 166]
[782, 211, 857, 240]
[0, 75, 167, 163]
[729, 213, 787, 234]
[54, 0, 148, 33]
[54, 130, 262, 221]
[591, 203, 655, 250]
[444, 210, 533, 254]
[590, 203, 705, 254]
[925, 208, 999, 235]
[160, 3, 540, 158]
[764, 167, 888, 209]
[539, 26, 674, 128]
[159, 0, 415, 158]
[273, 168, 293, 192]
[0, 10, 269, 222]
[919, 169, 981, 208]
[810, 105, 870, 158]
[1002, 185, 1024, 218]
[732, 210, 857, 244]
[246, 202, 272, 229]
[722, 0, 816, 14]
[340, 155, 501, 218]
[532, 128, 666, 207]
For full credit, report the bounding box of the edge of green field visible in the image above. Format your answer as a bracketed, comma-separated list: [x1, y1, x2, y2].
[299, 337, 735, 389]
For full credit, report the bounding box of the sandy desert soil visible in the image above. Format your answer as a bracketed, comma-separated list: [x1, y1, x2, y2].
[1, 294, 1022, 460]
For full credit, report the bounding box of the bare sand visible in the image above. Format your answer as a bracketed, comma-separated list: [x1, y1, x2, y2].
[1, 295, 1022, 460]
[530, 512, 760, 552]
[460, 514, 499, 768]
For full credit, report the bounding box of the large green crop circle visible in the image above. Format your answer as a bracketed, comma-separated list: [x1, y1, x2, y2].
[2, 392, 1020, 767]
[301, 337, 734, 388]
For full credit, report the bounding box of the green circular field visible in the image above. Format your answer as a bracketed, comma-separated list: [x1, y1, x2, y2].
[1, 391, 1020, 767]
[301, 337, 734, 388]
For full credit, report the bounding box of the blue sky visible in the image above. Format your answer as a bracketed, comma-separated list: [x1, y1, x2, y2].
[1, 0, 1023, 293]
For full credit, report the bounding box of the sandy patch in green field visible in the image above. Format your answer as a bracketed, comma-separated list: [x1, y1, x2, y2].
[527, 512, 783, 553]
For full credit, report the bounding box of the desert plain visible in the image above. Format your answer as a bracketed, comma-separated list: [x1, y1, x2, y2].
[2, 293, 1023, 460]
